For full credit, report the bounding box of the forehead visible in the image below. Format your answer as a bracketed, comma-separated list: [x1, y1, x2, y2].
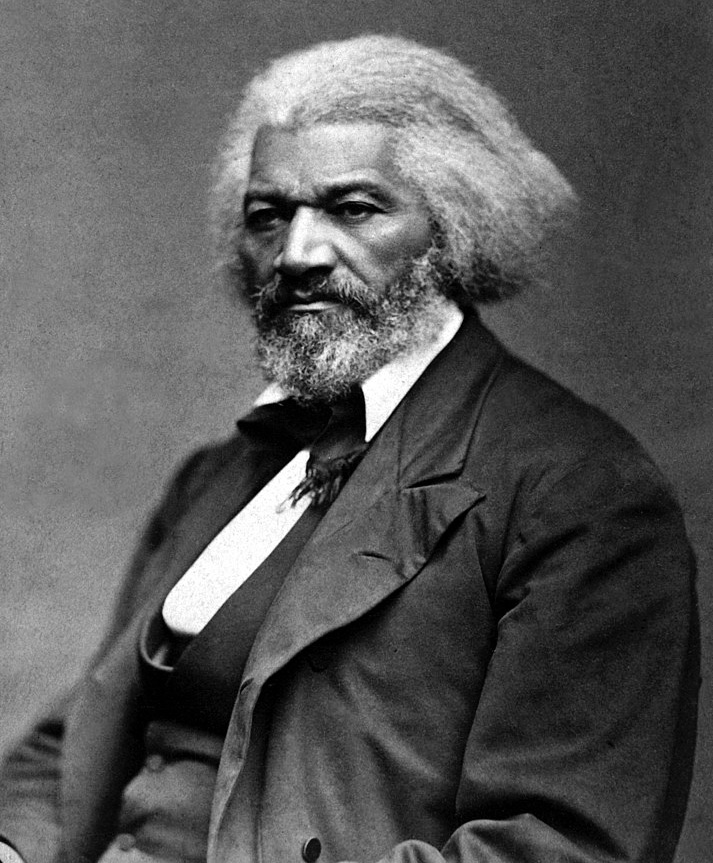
[246, 123, 411, 198]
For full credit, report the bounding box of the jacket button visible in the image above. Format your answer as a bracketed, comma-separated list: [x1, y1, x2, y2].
[301, 837, 321, 862]
[306, 640, 333, 672]
[145, 754, 164, 772]
[116, 833, 136, 851]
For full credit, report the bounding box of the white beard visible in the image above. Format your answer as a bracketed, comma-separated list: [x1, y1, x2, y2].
[252, 249, 452, 403]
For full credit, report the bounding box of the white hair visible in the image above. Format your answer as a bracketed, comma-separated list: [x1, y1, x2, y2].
[211, 34, 578, 304]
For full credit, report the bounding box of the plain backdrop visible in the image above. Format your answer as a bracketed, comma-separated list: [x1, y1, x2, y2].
[2, 1, 711, 859]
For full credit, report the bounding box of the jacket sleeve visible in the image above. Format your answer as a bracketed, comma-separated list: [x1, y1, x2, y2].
[0, 449, 214, 863]
[373, 454, 699, 863]
[0, 690, 70, 863]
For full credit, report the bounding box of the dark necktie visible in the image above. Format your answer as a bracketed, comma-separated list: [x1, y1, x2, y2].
[291, 386, 368, 508]
[237, 388, 368, 509]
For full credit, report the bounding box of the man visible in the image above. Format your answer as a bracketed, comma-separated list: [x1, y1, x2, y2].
[0, 34, 698, 863]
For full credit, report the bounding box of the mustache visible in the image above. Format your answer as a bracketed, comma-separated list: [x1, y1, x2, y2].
[253, 273, 371, 318]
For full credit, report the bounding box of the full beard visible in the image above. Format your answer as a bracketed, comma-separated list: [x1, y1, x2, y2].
[250, 249, 453, 404]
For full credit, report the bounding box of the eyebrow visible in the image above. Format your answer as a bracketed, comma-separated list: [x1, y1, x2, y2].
[244, 178, 395, 209]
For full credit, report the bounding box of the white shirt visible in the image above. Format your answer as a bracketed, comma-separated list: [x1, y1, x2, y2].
[163, 304, 464, 637]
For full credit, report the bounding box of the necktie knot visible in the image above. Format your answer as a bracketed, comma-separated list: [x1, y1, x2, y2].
[237, 398, 331, 450]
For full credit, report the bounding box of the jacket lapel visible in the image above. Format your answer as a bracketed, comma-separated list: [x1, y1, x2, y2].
[211, 315, 504, 851]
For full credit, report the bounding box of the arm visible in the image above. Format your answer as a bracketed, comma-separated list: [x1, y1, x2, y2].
[0, 448, 216, 863]
[374, 455, 697, 863]
[0, 693, 69, 863]
[447, 456, 698, 862]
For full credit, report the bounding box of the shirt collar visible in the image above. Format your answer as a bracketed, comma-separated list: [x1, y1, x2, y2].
[253, 302, 464, 442]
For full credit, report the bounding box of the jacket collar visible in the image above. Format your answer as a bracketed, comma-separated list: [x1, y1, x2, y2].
[395, 312, 504, 485]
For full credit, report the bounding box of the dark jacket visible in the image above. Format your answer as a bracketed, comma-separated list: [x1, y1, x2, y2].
[0, 316, 698, 863]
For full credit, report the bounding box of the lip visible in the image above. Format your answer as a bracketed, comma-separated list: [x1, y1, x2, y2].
[287, 300, 341, 312]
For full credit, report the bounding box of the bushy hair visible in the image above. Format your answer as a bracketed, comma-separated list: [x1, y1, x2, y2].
[211, 34, 578, 304]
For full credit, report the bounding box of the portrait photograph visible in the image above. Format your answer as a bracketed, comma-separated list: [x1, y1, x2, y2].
[1, 2, 711, 862]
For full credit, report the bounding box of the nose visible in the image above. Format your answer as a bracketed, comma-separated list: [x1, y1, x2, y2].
[274, 206, 337, 277]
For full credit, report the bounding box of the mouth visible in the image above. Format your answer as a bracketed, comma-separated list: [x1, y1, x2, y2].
[287, 300, 342, 312]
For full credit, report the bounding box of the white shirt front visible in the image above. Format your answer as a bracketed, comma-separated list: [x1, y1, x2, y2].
[162, 304, 464, 637]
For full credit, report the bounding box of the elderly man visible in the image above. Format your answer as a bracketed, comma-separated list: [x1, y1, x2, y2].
[0, 35, 698, 863]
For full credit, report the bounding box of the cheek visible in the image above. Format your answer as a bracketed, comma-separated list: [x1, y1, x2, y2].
[366, 238, 431, 283]
[237, 232, 277, 280]
[399, 214, 434, 260]
[235, 250, 271, 306]
[367, 214, 433, 271]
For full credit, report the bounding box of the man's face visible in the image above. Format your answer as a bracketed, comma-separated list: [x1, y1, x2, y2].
[237, 122, 449, 402]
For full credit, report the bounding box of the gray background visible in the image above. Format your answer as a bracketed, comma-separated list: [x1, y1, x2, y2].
[2, 1, 711, 859]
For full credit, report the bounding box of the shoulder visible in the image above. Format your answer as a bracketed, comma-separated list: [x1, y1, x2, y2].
[458, 334, 691, 566]
[100, 428, 255, 640]
[167, 433, 247, 506]
[131, 430, 247, 559]
[452, 337, 694, 634]
[472, 341, 671, 496]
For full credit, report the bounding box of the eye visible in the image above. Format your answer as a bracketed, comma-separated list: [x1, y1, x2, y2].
[331, 200, 379, 223]
[245, 205, 286, 232]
